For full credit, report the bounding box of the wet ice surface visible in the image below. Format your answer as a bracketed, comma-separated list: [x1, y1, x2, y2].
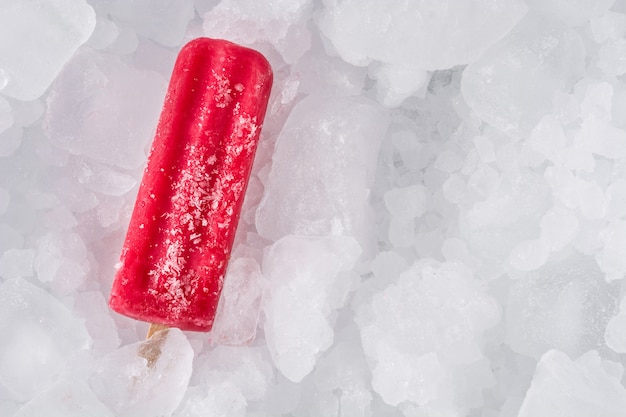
[3, 0, 626, 416]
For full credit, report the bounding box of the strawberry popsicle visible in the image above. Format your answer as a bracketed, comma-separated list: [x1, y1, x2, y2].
[109, 38, 273, 332]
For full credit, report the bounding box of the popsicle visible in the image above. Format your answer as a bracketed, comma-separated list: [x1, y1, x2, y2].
[109, 38, 273, 332]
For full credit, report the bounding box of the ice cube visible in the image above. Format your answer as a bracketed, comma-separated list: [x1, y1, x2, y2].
[0, 248, 34, 279]
[44, 49, 166, 170]
[75, 161, 137, 197]
[0, 0, 96, 100]
[505, 255, 619, 359]
[192, 346, 273, 402]
[208, 258, 267, 346]
[89, 328, 193, 417]
[580, 81, 613, 120]
[0, 278, 90, 402]
[605, 297, 626, 353]
[107, 0, 194, 47]
[203, 0, 312, 64]
[576, 116, 626, 159]
[0, 223, 24, 254]
[461, 16, 585, 136]
[174, 384, 246, 417]
[74, 291, 121, 355]
[34, 232, 90, 295]
[597, 220, 626, 281]
[540, 206, 579, 251]
[357, 260, 500, 407]
[318, 0, 526, 72]
[0, 125, 23, 157]
[606, 179, 626, 220]
[263, 235, 361, 382]
[528, 116, 566, 161]
[0, 97, 13, 135]
[598, 39, 626, 76]
[509, 239, 550, 271]
[369, 63, 428, 106]
[13, 379, 114, 417]
[384, 184, 430, 219]
[526, 0, 614, 26]
[256, 95, 388, 248]
[518, 350, 626, 417]
[590, 11, 626, 43]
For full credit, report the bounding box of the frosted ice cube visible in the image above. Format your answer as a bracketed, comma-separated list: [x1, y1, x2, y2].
[203, 0, 312, 63]
[0, 187, 8, 215]
[44, 49, 166, 170]
[442, 238, 479, 269]
[590, 11, 626, 43]
[318, 0, 526, 70]
[598, 39, 626, 76]
[576, 116, 626, 159]
[518, 350, 626, 417]
[505, 255, 619, 359]
[509, 239, 550, 271]
[540, 206, 579, 251]
[373, 348, 446, 407]
[0, 278, 90, 401]
[0, 97, 13, 135]
[293, 52, 367, 98]
[74, 291, 120, 355]
[208, 258, 267, 346]
[607, 179, 626, 219]
[526, 0, 614, 26]
[0, 248, 34, 279]
[256, 95, 388, 247]
[388, 217, 415, 248]
[578, 180, 606, 220]
[528, 116, 566, 161]
[14, 379, 114, 417]
[461, 16, 585, 135]
[0, 0, 96, 100]
[90, 328, 193, 417]
[87, 16, 120, 50]
[263, 235, 361, 382]
[313, 338, 373, 417]
[358, 260, 499, 406]
[467, 165, 499, 197]
[605, 297, 626, 353]
[384, 184, 430, 219]
[175, 383, 246, 417]
[473, 135, 496, 163]
[0, 125, 23, 157]
[43, 205, 79, 231]
[370, 63, 428, 106]
[370, 251, 408, 283]
[580, 81, 613, 120]
[319, 0, 526, 105]
[9, 98, 44, 127]
[75, 161, 137, 197]
[0, 223, 24, 254]
[442, 173, 469, 205]
[597, 220, 626, 281]
[34, 232, 89, 295]
[192, 346, 273, 402]
[108, 0, 194, 47]
[463, 170, 551, 262]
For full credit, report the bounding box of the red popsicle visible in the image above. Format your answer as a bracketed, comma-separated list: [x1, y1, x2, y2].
[109, 38, 273, 332]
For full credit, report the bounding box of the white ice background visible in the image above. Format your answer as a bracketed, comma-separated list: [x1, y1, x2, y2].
[1, 0, 626, 416]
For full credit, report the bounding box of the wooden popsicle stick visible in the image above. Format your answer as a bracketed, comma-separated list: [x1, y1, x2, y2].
[138, 323, 170, 368]
[146, 322, 169, 339]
